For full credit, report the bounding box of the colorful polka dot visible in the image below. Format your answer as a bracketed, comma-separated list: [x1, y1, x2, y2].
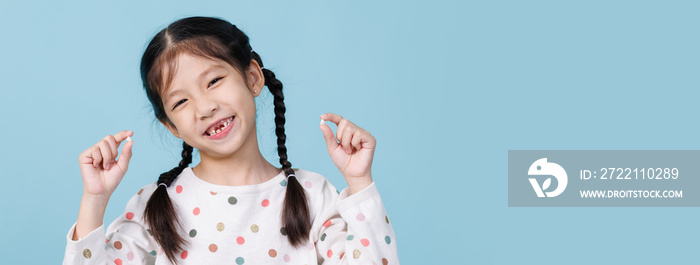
[382, 258, 389, 265]
[147, 229, 152, 236]
[305, 181, 312, 188]
[280, 227, 287, 236]
[127, 251, 134, 261]
[356, 213, 366, 221]
[236, 257, 245, 264]
[268, 249, 277, 257]
[280, 179, 287, 186]
[327, 249, 333, 258]
[320, 233, 327, 241]
[283, 254, 291, 262]
[189, 229, 197, 238]
[385, 215, 389, 223]
[323, 220, 332, 228]
[210, 191, 217, 195]
[176, 185, 183, 193]
[209, 244, 218, 252]
[236, 236, 245, 245]
[353, 249, 361, 259]
[250, 224, 259, 233]
[149, 250, 156, 256]
[137, 188, 143, 195]
[261, 199, 270, 207]
[340, 252, 345, 259]
[193, 207, 200, 216]
[113, 241, 122, 249]
[361, 238, 370, 247]
[125, 212, 134, 220]
[216, 222, 225, 231]
[180, 250, 188, 259]
[346, 235, 354, 241]
[228, 196, 238, 205]
[114, 258, 122, 265]
[385, 236, 391, 244]
[82, 248, 91, 258]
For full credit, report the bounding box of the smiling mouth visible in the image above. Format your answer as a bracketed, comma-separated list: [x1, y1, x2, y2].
[205, 116, 234, 136]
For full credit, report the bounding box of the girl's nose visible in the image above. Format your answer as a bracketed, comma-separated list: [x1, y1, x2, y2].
[197, 99, 219, 120]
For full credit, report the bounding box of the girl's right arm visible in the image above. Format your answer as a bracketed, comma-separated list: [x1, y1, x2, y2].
[73, 130, 134, 240]
[65, 130, 162, 265]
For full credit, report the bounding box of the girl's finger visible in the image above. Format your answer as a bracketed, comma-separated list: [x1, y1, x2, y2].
[96, 140, 113, 169]
[319, 121, 339, 153]
[79, 146, 96, 165]
[113, 130, 133, 144]
[103, 135, 118, 161]
[336, 119, 356, 145]
[320, 113, 344, 125]
[340, 126, 355, 153]
[351, 130, 363, 151]
[116, 139, 134, 171]
[91, 146, 103, 168]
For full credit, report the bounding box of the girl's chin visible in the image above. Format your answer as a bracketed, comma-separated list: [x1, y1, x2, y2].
[197, 143, 245, 159]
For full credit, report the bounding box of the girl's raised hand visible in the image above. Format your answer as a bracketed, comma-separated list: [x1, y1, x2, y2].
[319, 113, 375, 194]
[78, 130, 134, 200]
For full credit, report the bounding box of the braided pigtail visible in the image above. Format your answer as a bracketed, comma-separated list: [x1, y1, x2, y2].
[262, 67, 311, 247]
[143, 141, 193, 264]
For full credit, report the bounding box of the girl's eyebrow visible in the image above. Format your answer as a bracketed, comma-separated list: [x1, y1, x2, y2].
[197, 65, 225, 81]
[164, 88, 183, 103]
[165, 65, 225, 102]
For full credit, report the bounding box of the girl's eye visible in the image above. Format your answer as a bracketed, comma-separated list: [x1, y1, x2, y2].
[209, 76, 223, 87]
[172, 99, 187, 110]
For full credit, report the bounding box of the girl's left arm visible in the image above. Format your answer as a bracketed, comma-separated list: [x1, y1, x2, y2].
[316, 113, 399, 264]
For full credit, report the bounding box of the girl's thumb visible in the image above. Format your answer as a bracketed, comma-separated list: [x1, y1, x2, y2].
[117, 140, 134, 171]
[319, 122, 338, 153]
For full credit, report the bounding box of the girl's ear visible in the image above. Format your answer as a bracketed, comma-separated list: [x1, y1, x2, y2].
[247, 59, 265, 97]
[160, 120, 180, 138]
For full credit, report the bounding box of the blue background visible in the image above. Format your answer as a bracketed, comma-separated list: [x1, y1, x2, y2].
[1, 0, 698, 264]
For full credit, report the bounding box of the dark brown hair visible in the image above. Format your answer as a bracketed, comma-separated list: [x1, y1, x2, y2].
[139, 16, 309, 264]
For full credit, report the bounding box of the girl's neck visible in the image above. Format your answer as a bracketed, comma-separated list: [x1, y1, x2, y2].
[193, 156, 280, 186]
[192, 130, 282, 186]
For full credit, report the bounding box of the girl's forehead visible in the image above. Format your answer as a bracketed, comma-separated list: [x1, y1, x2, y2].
[170, 54, 228, 80]
[161, 53, 234, 94]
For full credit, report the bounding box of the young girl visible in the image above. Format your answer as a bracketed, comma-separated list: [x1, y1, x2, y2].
[63, 16, 398, 265]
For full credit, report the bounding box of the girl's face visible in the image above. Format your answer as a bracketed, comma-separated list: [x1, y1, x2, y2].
[160, 53, 265, 159]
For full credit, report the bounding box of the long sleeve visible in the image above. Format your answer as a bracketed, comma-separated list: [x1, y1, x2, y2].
[63, 186, 159, 265]
[312, 180, 399, 264]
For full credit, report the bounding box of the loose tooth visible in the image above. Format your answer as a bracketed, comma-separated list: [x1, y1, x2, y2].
[320, 118, 325, 125]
